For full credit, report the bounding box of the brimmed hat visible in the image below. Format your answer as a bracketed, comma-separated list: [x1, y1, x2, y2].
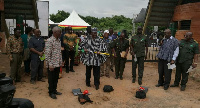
[104, 30, 109, 34]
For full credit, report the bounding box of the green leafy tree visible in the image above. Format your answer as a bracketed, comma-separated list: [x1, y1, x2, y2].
[50, 10, 134, 32]
[50, 10, 70, 23]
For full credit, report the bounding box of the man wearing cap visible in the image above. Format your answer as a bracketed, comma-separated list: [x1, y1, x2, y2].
[112, 31, 129, 80]
[100, 30, 112, 78]
[130, 27, 148, 85]
[79, 28, 107, 90]
[170, 32, 199, 91]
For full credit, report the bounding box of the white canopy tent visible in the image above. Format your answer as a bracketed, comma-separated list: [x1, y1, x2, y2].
[58, 10, 90, 29]
[49, 19, 54, 24]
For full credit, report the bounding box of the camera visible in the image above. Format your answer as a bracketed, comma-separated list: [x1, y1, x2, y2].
[0, 73, 34, 108]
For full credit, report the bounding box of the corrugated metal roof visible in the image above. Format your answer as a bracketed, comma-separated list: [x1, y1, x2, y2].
[144, 0, 179, 27]
[4, 0, 37, 20]
[134, 8, 146, 23]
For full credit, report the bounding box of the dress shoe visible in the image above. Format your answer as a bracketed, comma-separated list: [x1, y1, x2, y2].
[180, 86, 185, 91]
[120, 77, 123, 80]
[138, 81, 142, 85]
[164, 85, 169, 90]
[170, 84, 179, 87]
[66, 69, 69, 73]
[25, 73, 30, 76]
[38, 79, 45, 82]
[15, 79, 21, 82]
[155, 84, 163, 87]
[132, 79, 135, 83]
[69, 69, 75, 72]
[30, 80, 36, 84]
[86, 84, 91, 87]
[49, 94, 57, 99]
[55, 91, 62, 95]
[95, 85, 99, 90]
[105, 75, 110, 78]
[115, 76, 118, 79]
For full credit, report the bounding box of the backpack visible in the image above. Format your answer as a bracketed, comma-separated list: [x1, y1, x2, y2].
[135, 90, 146, 99]
[135, 86, 148, 99]
[103, 85, 114, 92]
[78, 94, 93, 105]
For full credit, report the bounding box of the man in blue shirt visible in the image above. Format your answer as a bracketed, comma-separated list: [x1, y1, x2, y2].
[29, 29, 45, 84]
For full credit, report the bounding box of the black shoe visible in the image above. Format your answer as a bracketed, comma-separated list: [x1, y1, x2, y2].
[69, 69, 75, 72]
[95, 85, 99, 90]
[100, 74, 104, 77]
[170, 84, 179, 87]
[164, 85, 169, 90]
[180, 86, 185, 91]
[86, 84, 91, 87]
[55, 91, 62, 95]
[132, 79, 135, 83]
[66, 69, 69, 73]
[111, 69, 114, 72]
[120, 77, 123, 80]
[115, 76, 118, 79]
[38, 79, 45, 82]
[49, 94, 57, 99]
[30, 80, 36, 84]
[155, 84, 163, 87]
[15, 79, 21, 82]
[138, 81, 142, 85]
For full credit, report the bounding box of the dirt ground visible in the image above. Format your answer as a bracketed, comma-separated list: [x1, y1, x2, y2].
[1, 53, 200, 108]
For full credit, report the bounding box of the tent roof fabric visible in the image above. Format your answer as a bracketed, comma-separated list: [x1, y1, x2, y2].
[49, 19, 54, 24]
[58, 10, 90, 27]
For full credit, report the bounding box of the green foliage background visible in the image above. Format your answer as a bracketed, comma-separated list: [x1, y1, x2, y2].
[50, 10, 133, 32]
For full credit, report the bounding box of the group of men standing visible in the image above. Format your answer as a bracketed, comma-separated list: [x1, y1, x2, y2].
[5, 26, 199, 100]
[155, 29, 199, 91]
[130, 28, 199, 91]
[7, 28, 45, 84]
[79, 27, 199, 92]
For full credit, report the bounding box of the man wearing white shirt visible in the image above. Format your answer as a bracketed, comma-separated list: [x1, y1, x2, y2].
[156, 29, 179, 90]
[45, 26, 63, 99]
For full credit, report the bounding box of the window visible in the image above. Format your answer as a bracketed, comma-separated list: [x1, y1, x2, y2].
[180, 20, 191, 30]
[181, 0, 200, 5]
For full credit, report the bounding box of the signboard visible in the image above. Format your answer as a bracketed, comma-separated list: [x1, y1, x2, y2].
[37, 1, 49, 36]
[154, 26, 158, 32]
[0, 0, 4, 11]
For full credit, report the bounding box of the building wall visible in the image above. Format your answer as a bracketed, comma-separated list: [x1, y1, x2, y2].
[173, 2, 200, 43]
[0, 32, 6, 53]
[0, 0, 4, 11]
